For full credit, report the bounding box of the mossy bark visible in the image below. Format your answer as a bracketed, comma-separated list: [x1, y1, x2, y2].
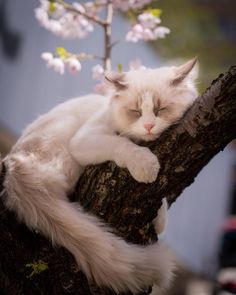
[0, 66, 236, 295]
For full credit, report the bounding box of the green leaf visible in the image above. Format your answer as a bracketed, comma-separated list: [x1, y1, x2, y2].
[146, 8, 162, 18]
[126, 10, 136, 22]
[48, 2, 56, 14]
[117, 63, 123, 73]
[56, 47, 69, 59]
[26, 260, 49, 278]
[143, 223, 151, 234]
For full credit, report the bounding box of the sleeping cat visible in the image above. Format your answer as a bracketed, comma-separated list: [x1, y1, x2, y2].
[1, 58, 198, 293]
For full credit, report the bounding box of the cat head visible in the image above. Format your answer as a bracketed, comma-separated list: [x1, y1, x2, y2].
[106, 58, 198, 142]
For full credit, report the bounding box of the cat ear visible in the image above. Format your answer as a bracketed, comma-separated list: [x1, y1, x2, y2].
[105, 72, 128, 90]
[171, 57, 198, 86]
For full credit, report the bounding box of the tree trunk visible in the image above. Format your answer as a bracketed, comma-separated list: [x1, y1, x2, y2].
[0, 66, 235, 295]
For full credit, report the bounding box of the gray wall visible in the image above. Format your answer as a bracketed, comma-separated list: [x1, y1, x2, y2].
[0, 0, 234, 276]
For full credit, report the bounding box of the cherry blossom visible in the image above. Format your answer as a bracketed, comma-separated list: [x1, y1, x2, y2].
[41, 52, 53, 63]
[138, 12, 161, 29]
[92, 64, 105, 80]
[129, 58, 146, 70]
[65, 58, 82, 74]
[41, 51, 83, 75]
[126, 12, 170, 42]
[47, 57, 65, 75]
[35, 0, 94, 39]
[94, 81, 108, 95]
[154, 26, 171, 39]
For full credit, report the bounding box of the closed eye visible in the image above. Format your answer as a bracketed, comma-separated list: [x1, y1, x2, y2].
[154, 106, 167, 116]
[129, 109, 142, 117]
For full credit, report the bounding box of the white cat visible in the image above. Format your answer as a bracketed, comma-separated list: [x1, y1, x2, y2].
[1, 58, 198, 293]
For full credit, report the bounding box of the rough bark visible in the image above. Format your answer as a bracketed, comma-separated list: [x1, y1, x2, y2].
[0, 66, 235, 295]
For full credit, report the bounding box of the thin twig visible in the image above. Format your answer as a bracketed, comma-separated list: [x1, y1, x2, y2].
[75, 53, 103, 61]
[56, 0, 106, 26]
[103, 1, 113, 71]
[109, 40, 121, 49]
[56, 0, 113, 70]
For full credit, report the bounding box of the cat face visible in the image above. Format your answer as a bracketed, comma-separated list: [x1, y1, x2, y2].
[106, 58, 198, 142]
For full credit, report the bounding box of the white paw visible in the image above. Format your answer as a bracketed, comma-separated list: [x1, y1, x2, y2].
[127, 147, 160, 183]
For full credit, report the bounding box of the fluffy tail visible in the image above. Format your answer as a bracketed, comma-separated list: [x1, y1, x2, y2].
[0, 153, 2, 185]
[3, 153, 175, 293]
[0, 153, 6, 192]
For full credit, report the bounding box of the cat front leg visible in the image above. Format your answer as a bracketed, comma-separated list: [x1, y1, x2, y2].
[69, 126, 160, 184]
[118, 144, 160, 183]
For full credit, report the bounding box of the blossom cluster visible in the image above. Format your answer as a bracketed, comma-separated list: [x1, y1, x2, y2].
[35, 0, 94, 39]
[126, 12, 170, 42]
[35, 0, 170, 42]
[41, 52, 81, 75]
[35, 0, 170, 88]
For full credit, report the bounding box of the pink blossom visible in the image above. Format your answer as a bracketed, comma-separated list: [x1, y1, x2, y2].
[65, 58, 82, 74]
[47, 58, 65, 75]
[126, 31, 138, 42]
[35, 0, 94, 39]
[41, 51, 65, 75]
[129, 58, 146, 70]
[41, 52, 53, 63]
[126, 24, 144, 42]
[142, 28, 154, 40]
[94, 82, 108, 95]
[138, 12, 160, 29]
[39, 0, 49, 11]
[92, 64, 105, 80]
[42, 53, 83, 75]
[153, 26, 170, 39]
[49, 20, 63, 35]
[92, 64, 107, 94]
[126, 12, 170, 42]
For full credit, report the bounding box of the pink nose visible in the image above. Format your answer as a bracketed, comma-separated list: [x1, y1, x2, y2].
[144, 123, 155, 132]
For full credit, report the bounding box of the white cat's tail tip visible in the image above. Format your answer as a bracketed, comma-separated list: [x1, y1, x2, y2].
[156, 241, 177, 294]
[0, 154, 4, 185]
[154, 241, 176, 291]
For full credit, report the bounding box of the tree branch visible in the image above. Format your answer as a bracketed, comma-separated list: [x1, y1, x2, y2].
[103, 1, 113, 71]
[0, 66, 235, 295]
[56, 0, 106, 27]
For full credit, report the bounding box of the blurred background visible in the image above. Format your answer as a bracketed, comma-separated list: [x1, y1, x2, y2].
[0, 0, 235, 294]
